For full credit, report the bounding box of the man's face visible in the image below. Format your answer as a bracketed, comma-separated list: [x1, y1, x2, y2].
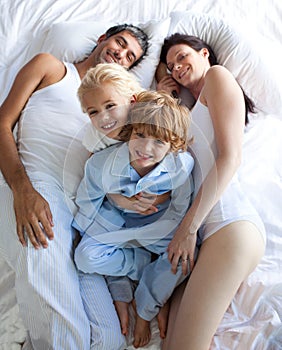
[94, 30, 144, 69]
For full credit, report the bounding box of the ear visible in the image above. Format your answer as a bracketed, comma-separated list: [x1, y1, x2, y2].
[201, 47, 210, 58]
[130, 95, 137, 104]
[97, 33, 107, 44]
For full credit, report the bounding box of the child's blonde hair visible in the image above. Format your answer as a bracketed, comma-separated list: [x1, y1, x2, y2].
[120, 90, 193, 152]
[77, 63, 143, 112]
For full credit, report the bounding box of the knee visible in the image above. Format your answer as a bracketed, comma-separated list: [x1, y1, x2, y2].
[74, 244, 97, 273]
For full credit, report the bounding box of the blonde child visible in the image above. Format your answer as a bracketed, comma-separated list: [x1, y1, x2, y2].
[78, 62, 165, 215]
[76, 64, 171, 347]
[73, 90, 196, 348]
[77, 62, 143, 154]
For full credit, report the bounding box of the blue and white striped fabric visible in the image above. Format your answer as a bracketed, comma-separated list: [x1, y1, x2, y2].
[0, 183, 124, 349]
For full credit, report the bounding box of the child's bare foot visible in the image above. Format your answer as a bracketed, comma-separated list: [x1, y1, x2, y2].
[114, 300, 129, 336]
[133, 315, 151, 348]
[157, 302, 170, 339]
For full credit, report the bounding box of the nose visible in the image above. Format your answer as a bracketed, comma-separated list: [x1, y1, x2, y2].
[99, 110, 110, 120]
[172, 63, 181, 72]
[114, 49, 127, 59]
[142, 138, 153, 152]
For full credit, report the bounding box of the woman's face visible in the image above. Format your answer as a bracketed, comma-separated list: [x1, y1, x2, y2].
[166, 44, 209, 88]
[82, 82, 133, 140]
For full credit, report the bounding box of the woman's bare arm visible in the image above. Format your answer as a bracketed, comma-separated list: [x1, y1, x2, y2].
[167, 66, 246, 273]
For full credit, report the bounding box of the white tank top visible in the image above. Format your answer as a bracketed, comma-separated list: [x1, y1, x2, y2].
[17, 62, 89, 199]
[190, 98, 265, 240]
[190, 98, 219, 195]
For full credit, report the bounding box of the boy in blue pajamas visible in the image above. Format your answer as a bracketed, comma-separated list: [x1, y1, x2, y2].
[73, 89, 195, 348]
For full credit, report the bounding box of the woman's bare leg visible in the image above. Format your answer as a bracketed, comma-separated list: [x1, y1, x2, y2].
[163, 221, 265, 350]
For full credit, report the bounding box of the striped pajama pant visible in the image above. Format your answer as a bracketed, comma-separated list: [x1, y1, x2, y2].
[0, 182, 125, 350]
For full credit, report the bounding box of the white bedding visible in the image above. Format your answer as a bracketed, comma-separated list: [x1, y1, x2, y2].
[0, 1, 281, 349]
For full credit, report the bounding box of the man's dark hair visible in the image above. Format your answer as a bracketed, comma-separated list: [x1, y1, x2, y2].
[105, 24, 149, 68]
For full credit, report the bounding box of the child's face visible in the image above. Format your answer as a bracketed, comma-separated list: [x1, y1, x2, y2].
[128, 128, 171, 176]
[82, 82, 132, 139]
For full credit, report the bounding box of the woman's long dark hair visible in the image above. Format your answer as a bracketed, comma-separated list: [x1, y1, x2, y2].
[160, 33, 255, 124]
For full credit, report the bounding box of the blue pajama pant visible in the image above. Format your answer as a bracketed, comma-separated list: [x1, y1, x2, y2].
[75, 232, 192, 321]
[0, 183, 125, 350]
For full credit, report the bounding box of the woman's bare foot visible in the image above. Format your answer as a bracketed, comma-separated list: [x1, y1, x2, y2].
[133, 315, 151, 348]
[114, 300, 129, 336]
[157, 302, 170, 339]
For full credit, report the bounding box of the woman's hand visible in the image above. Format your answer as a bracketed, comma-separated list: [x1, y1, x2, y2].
[13, 186, 54, 249]
[156, 75, 180, 97]
[167, 221, 197, 275]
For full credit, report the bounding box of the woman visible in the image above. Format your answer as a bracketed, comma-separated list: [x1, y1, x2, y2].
[156, 34, 266, 349]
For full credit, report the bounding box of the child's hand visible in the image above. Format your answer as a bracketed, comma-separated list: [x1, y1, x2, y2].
[108, 193, 158, 215]
[108, 191, 171, 215]
[133, 192, 159, 214]
[133, 191, 172, 214]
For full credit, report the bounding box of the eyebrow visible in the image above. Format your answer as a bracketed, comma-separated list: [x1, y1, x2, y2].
[168, 49, 183, 60]
[117, 35, 137, 61]
[86, 99, 115, 110]
[167, 49, 185, 68]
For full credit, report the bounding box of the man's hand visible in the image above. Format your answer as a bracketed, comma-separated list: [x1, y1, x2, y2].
[13, 187, 54, 249]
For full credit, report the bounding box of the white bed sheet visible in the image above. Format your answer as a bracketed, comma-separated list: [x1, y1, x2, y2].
[0, 1, 281, 349]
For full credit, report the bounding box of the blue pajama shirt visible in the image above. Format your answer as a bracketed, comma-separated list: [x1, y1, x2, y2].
[73, 142, 195, 321]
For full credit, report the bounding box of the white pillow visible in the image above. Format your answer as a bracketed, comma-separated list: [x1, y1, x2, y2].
[168, 11, 282, 115]
[40, 18, 170, 89]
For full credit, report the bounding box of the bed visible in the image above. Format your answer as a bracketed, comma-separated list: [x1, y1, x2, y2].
[0, 0, 281, 349]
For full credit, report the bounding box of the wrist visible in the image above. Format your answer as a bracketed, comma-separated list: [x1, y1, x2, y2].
[189, 222, 199, 235]
[180, 215, 199, 236]
[10, 172, 33, 194]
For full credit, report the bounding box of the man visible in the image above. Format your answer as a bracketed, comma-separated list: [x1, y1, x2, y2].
[0, 24, 148, 350]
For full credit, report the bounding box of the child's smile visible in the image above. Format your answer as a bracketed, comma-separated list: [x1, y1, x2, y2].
[128, 129, 171, 177]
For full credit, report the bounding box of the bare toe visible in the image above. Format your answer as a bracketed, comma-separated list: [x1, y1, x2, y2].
[133, 315, 151, 348]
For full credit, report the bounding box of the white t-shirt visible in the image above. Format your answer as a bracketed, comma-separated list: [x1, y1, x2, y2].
[82, 123, 120, 153]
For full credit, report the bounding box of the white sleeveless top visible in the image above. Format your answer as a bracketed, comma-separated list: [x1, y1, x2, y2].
[190, 99, 265, 242]
[17, 62, 90, 199]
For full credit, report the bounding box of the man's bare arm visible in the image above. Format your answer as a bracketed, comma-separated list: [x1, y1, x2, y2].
[0, 54, 65, 248]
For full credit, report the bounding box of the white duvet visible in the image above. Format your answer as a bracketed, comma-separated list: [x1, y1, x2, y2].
[0, 1, 281, 349]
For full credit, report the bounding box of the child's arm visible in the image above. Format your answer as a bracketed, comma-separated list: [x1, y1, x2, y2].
[73, 157, 106, 234]
[94, 173, 194, 248]
[108, 191, 171, 215]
